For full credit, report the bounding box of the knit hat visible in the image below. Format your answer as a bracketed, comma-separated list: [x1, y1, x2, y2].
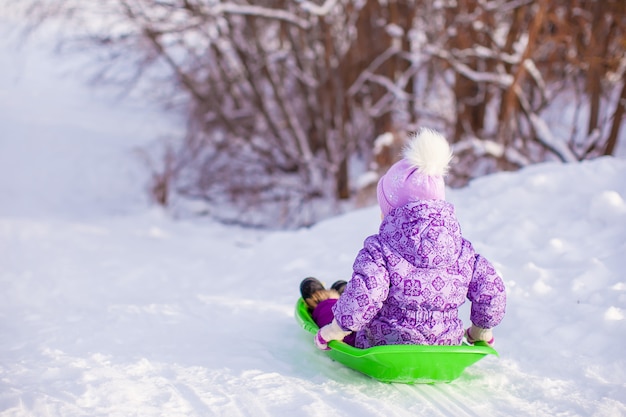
[377, 128, 453, 217]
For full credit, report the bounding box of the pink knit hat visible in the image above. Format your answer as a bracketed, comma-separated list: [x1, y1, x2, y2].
[377, 129, 452, 217]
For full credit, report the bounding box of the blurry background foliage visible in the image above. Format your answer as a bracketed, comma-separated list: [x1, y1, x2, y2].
[11, 0, 626, 228]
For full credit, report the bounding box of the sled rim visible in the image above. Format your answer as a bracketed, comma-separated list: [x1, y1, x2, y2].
[295, 298, 498, 383]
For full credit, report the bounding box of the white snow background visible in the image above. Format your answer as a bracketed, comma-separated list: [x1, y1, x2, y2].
[1, 26, 626, 417]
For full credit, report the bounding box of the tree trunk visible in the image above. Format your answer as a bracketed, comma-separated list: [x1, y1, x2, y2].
[604, 76, 626, 156]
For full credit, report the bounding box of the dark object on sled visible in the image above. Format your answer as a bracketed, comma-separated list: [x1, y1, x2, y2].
[295, 298, 498, 384]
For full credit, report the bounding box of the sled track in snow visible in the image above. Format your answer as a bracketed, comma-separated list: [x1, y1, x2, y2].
[392, 383, 483, 417]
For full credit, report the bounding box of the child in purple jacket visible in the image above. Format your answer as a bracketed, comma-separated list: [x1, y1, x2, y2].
[300, 128, 506, 350]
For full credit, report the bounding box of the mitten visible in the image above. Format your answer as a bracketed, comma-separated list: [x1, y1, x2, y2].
[465, 324, 495, 346]
[315, 319, 352, 350]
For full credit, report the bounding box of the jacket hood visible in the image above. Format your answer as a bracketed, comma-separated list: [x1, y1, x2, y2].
[378, 200, 462, 268]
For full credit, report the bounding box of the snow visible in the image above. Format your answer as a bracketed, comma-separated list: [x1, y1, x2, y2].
[1, 28, 626, 417]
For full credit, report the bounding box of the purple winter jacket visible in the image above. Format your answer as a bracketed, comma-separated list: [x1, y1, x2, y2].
[332, 200, 506, 348]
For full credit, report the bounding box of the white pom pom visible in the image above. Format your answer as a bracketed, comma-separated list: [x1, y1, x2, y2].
[403, 128, 453, 176]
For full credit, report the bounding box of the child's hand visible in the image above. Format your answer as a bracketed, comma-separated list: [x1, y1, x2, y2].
[315, 319, 352, 350]
[465, 325, 495, 346]
[314, 331, 330, 350]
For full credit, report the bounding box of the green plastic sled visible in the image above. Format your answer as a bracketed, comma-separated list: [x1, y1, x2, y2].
[295, 298, 497, 384]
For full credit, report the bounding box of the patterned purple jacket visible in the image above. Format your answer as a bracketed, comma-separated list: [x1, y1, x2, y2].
[332, 200, 506, 348]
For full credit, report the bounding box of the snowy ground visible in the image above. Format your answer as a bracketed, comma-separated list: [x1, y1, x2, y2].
[1, 28, 626, 417]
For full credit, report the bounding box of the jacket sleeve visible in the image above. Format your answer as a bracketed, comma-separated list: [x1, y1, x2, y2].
[467, 254, 506, 329]
[332, 236, 390, 332]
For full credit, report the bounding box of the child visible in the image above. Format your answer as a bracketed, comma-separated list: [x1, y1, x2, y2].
[300, 128, 506, 350]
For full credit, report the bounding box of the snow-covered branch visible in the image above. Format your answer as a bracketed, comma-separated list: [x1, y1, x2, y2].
[209, 3, 310, 29]
[425, 46, 514, 87]
[529, 114, 578, 163]
[296, 0, 338, 16]
[453, 137, 531, 167]
[451, 45, 520, 65]
[523, 58, 547, 100]
[348, 45, 400, 96]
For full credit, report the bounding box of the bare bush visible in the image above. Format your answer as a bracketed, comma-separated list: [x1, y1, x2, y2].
[421, 0, 626, 184]
[11, 0, 626, 227]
